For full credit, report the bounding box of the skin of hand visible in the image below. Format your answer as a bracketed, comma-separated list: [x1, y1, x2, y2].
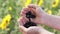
[20, 4, 60, 30]
[20, 4, 47, 24]
[18, 17, 54, 34]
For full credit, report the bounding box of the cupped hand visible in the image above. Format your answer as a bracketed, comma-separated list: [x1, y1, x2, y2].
[20, 4, 47, 24]
[18, 17, 54, 34]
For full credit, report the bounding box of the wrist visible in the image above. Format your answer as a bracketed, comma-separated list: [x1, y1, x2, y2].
[41, 13, 48, 24]
[39, 29, 54, 34]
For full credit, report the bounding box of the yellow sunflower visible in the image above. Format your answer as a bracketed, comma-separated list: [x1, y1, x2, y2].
[0, 14, 11, 30]
[48, 10, 52, 15]
[52, 0, 59, 8]
[38, 0, 43, 6]
[25, 0, 32, 7]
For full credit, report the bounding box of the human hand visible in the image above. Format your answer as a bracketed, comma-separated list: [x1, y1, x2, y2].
[18, 17, 54, 34]
[21, 4, 47, 24]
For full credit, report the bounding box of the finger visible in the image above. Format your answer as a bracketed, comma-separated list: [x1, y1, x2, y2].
[21, 8, 28, 13]
[20, 7, 30, 16]
[18, 16, 29, 25]
[20, 10, 26, 17]
[22, 16, 29, 24]
[28, 4, 38, 9]
[18, 17, 28, 34]
[29, 8, 36, 15]
[30, 8, 42, 17]
[18, 17, 24, 26]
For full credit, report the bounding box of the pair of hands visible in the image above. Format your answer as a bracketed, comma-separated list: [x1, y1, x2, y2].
[18, 4, 53, 34]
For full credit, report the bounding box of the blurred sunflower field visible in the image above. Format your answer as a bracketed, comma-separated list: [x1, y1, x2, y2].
[0, 0, 60, 34]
